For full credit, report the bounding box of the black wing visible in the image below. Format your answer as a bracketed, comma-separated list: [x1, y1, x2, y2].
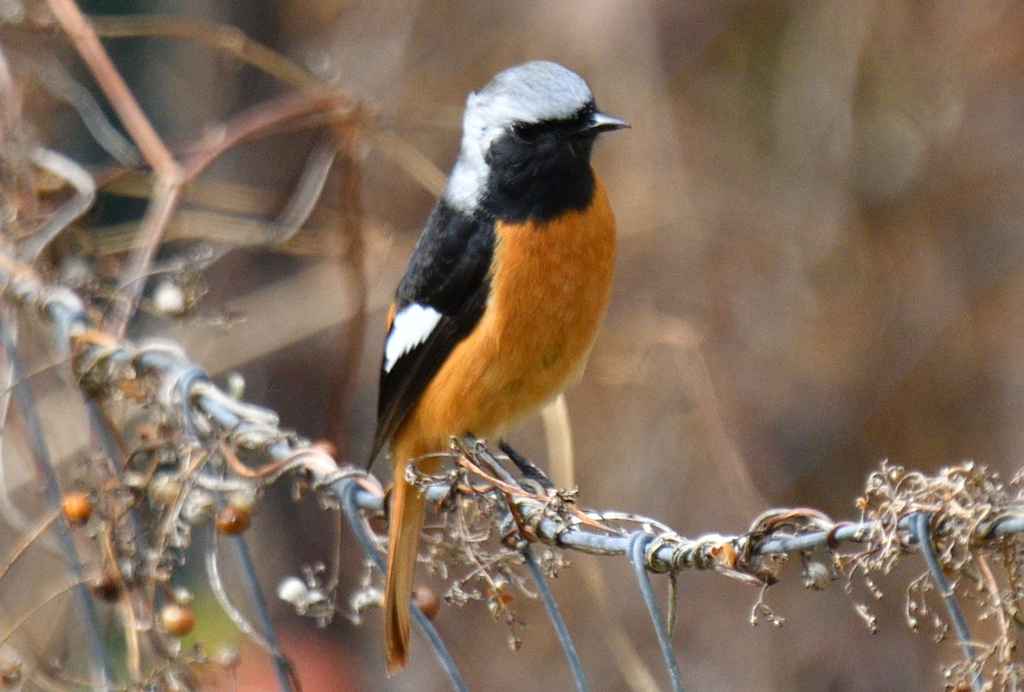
[369, 200, 495, 462]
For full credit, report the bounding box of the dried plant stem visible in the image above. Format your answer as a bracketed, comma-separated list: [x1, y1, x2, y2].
[181, 93, 345, 180]
[542, 394, 575, 489]
[44, 0, 179, 177]
[97, 524, 143, 683]
[370, 130, 447, 197]
[976, 553, 1011, 662]
[89, 14, 326, 93]
[18, 147, 97, 262]
[150, 446, 212, 572]
[0, 316, 114, 686]
[44, 2, 359, 339]
[40, 0, 188, 337]
[0, 355, 33, 534]
[0, 508, 60, 585]
[326, 508, 343, 600]
[0, 31, 13, 93]
[0, 578, 90, 648]
[105, 174, 183, 336]
[542, 396, 662, 692]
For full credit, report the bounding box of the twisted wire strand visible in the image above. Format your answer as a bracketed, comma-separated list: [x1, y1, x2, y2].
[1, 252, 1019, 691]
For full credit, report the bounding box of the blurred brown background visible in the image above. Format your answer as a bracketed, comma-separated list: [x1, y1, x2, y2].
[20, 0, 1024, 689]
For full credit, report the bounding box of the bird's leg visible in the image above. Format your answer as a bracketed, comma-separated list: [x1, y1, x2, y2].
[498, 439, 556, 492]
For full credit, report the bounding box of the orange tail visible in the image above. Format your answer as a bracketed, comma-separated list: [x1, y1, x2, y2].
[383, 445, 428, 674]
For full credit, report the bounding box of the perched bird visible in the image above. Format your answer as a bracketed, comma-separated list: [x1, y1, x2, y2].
[370, 60, 627, 672]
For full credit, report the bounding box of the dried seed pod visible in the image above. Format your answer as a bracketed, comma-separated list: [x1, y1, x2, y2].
[802, 561, 831, 591]
[120, 471, 147, 489]
[311, 439, 337, 457]
[709, 541, 737, 569]
[215, 646, 240, 669]
[137, 424, 161, 451]
[61, 492, 92, 525]
[225, 372, 246, 400]
[277, 576, 309, 608]
[414, 586, 440, 620]
[182, 489, 216, 525]
[216, 506, 250, 534]
[152, 280, 185, 316]
[0, 662, 22, 688]
[226, 488, 257, 514]
[148, 473, 182, 506]
[89, 572, 122, 601]
[490, 576, 514, 606]
[160, 603, 196, 636]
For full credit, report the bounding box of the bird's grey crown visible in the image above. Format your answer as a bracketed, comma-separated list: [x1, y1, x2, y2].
[474, 61, 594, 124]
[443, 61, 595, 213]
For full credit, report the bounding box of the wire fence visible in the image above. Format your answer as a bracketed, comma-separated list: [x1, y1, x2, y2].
[3, 4, 1024, 691]
[4, 247, 1024, 691]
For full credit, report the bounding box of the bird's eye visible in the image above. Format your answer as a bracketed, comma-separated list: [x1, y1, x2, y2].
[512, 122, 542, 143]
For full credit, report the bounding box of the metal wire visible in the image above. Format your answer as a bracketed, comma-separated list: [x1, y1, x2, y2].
[628, 532, 684, 692]
[229, 535, 296, 692]
[521, 544, 590, 692]
[337, 477, 470, 692]
[911, 511, 982, 692]
[2, 255, 1021, 691]
[0, 314, 114, 688]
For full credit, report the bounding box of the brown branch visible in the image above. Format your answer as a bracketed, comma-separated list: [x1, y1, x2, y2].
[44, 0, 180, 179]
[180, 92, 354, 180]
[89, 14, 327, 94]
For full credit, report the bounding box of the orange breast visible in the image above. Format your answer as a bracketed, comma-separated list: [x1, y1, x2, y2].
[394, 173, 616, 460]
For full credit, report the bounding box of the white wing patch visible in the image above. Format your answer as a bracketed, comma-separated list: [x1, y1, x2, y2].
[383, 303, 443, 373]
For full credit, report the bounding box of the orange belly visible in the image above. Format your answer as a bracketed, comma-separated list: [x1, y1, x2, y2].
[394, 174, 616, 459]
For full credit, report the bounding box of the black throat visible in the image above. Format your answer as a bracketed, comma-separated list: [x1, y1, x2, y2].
[479, 126, 598, 224]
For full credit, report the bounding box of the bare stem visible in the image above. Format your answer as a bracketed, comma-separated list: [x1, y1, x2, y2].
[44, 0, 180, 178]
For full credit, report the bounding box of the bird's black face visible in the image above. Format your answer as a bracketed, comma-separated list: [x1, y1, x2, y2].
[480, 101, 621, 223]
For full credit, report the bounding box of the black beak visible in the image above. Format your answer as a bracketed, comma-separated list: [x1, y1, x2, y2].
[584, 111, 629, 134]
